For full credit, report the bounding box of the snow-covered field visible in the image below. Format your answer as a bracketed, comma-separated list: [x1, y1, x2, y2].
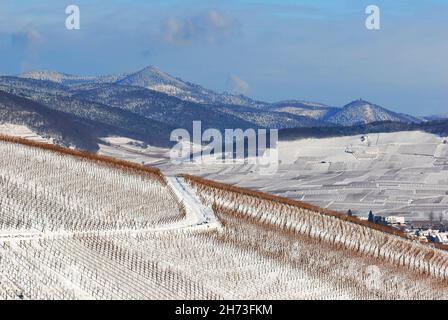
[2, 137, 448, 300]
[98, 136, 170, 166]
[8, 127, 443, 221]
[154, 131, 448, 222]
[0, 124, 52, 143]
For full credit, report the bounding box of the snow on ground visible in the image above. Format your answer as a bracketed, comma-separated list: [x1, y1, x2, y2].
[98, 136, 203, 166]
[0, 138, 389, 300]
[0, 124, 52, 143]
[1, 136, 447, 300]
[98, 136, 170, 166]
[0, 139, 186, 236]
[166, 177, 221, 230]
[4, 129, 448, 222]
[156, 131, 448, 222]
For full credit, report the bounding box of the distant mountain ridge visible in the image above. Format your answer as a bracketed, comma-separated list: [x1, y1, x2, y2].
[3, 66, 436, 152]
[19, 66, 262, 108]
[17, 66, 423, 127]
[18, 70, 127, 86]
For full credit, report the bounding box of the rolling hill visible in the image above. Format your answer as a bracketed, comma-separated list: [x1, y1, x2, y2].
[326, 99, 421, 126]
[19, 66, 262, 108]
[267, 100, 339, 120]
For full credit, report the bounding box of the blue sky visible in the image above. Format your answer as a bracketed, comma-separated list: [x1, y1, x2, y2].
[1, 0, 447, 115]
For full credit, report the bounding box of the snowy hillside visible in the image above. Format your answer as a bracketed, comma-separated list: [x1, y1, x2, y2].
[19, 66, 261, 108]
[0, 72, 331, 150]
[0, 136, 447, 300]
[0, 90, 100, 151]
[0, 124, 52, 143]
[166, 130, 448, 223]
[327, 99, 421, 126]
[269, 101, 339, 120]
[18, 70, 128, 86]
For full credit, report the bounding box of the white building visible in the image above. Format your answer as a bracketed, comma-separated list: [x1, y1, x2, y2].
[385, 216, 405, 225]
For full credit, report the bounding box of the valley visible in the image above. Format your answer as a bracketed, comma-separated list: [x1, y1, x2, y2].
[0, 66, 446, 225]
[97, 131, 448, 223]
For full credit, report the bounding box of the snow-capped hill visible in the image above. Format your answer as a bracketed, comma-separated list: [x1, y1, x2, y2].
[327, 99, 420, 126]
[116, 65, 189, 90]
[274, 100, 329, 108]
[115, 65, 208, 104]
[20, 66, 262, 108]
[18, 70, 128, 86]
[116, 65, 260, 107]
[18, 71, 71, 83]
[269, 100, 338, 120]
[220, 92, 263, 108]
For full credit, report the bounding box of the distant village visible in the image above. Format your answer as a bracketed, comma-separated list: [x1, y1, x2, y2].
[350, 210, 448, 245]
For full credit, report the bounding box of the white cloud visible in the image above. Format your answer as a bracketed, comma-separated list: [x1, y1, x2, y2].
[11, 27, 42, 49]
[161, 10, 239, 45]
[229, 75, 250, 95]
[9, 26, 43, 72]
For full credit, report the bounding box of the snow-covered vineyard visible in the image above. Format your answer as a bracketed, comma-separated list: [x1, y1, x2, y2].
[0, 137, 447, 300]
[0, 140, 185, 233]
[160, 131, 448, 223]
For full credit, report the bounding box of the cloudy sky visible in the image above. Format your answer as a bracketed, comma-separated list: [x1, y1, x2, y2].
[1, 0, 447, 115]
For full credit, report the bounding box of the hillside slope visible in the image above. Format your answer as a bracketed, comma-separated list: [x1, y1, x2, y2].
[0, 136, 447, 300]
[0, 90, 100, 151]
[0, 78, 176, 148]
[71, 84, 256, 131]
[268, 100, 339, 120]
